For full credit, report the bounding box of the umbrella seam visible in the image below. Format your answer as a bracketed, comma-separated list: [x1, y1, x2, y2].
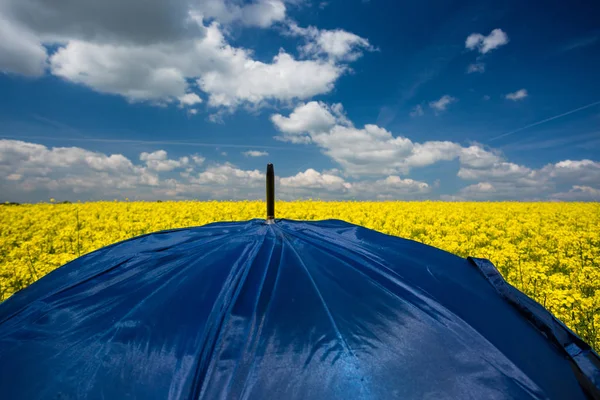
[192, 227, 268, 400]
[280, 234, 357, 360]
[237, 226, 287, 399]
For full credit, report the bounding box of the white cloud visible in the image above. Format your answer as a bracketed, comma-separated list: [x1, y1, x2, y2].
[140, 150, 189, 172]
[49, 40, 190, 103]
[280, 168, 351, 191]
[465, 29, 509, 54]
[2, 139, 600, 202]
[278, 169, 430, 199]
[272, 102, 464, 176]
[0, 140, 159, 199]
[191, 163, 263, 185]
[179, 93, 203, 106]
[270, 101, 600, 200]
[1, 1, 368, 113]
[456, 146, 546, 198]
[457, 179, 550, 200]
[409, 104, 424, 117]
[0, 139, 430, 201]
[459, 145, 502, 168]
[429, 95, 457, 112]
[541, 159, 600, 184]
[199, 49, 343, 108]
[48, 24, 345, 108]
[191, 154, 205, 165]
[350, 176, 430, 200]
[271, 101, 340, 143]
[456, 158, 600, 200]
[405, 142, 463, 168]
[194, 0, 286, 28]
[467, 62, 485, 74]
[311, 124, 414, 176]
[0, 16, 47, 76]
[3, 0, 203, 46]
[458, 161, 533, 180]
[551, 186, 600, 201]
[505, 89, 528, 101]
[243, 150, 269, 157]
[459, 182, 496, 197]
[482, 95, 491, 101]
[288, 23, 374, 61]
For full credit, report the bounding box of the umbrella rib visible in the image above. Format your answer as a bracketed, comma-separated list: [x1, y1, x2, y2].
[278, 226, 453, 324]
[0, 255, 135, 327]
[280, 234, 356, 359]
[192, 228, 269, 400]
[236, 228, 287, 399]
[280, 225, 406, 290]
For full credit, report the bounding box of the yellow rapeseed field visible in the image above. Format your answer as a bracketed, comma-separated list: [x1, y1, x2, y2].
[1, 201, 599, 350]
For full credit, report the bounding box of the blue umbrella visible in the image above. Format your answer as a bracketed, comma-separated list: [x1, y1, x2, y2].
[0, 164, 599, 399]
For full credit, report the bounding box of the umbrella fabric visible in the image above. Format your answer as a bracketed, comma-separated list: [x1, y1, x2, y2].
[0, 219, 597, 399]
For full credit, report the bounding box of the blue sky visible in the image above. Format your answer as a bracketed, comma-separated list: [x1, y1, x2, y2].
[1, 0, 599, 202]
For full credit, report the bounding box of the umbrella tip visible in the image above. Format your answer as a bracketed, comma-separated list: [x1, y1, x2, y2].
[266, 163, 275, 223]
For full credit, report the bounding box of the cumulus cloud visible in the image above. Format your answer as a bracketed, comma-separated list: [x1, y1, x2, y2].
[0, 139, 159, 200]
[541, 159, 600, 184]
[178, 93, 203, 106]
[551, 185, 600, 201]
[0, 16, 48, 76]
[271, 101, 600, 201]
[350, 176, 431, 200]
[0, 0, 369, 113]
[505, 89, 528, 101]
[2, 139, 599, 202]
[278, 169, 430, 199]
[465, 29, 509, 54]
[3, 0, 203, 46]
[198, 49, 343, 108]
[48, 24, 344, 109]
[191, 154, 206, 165]
[310, 124, 414, 176]
[456, 158, 600, 200]
[280, 168, 351, 191]
[458, 161, 533, 181]
[191, 163, 263, 184]
[429, 95, 457, 113]
[455, 145, 549, 199]
[457, 146, 531, 181]
[0, 138, 432, 202]
[459, 182, 496, 198]
[0, 140, 268, 201]
[140, 150, 189, 172]
[271, 101, 342, 143]
[272, 102, 465, 176]
[243, 150, 269, 157]
[287, 23, 375, 61]
[194, 0, 286, 28]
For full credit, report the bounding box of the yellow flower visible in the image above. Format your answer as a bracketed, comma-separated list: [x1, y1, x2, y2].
[0, 201, 598, 349]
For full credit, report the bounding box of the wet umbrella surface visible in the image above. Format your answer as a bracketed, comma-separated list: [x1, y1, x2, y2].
[0, 166, 598, 399]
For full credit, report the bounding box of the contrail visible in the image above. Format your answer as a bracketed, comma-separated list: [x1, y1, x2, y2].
[0, 135, 307, 151]
[490, 100, 600, 141]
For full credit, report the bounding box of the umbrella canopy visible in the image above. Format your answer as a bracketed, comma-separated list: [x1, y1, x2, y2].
[1, 219, 599, 399]
[1, 165, 599, 399]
